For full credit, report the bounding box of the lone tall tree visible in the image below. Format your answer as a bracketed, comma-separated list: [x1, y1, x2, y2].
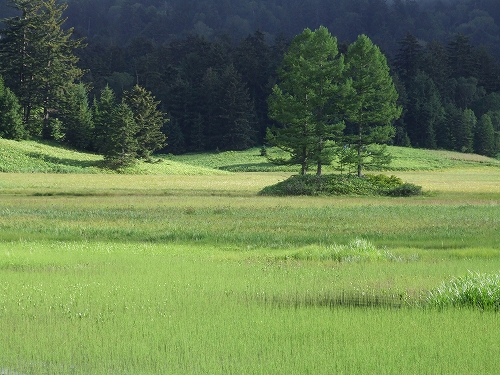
[267, 26, 347, 175]
[0, 0, 84, 134]
[122, 85, 167, 160]
[344, 34, 401, 177]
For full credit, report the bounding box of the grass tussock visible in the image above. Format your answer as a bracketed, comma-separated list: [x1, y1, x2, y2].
[426, 271, 500, 311]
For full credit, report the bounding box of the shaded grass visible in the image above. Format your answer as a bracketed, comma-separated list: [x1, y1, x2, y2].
[0, 139, 227, 175]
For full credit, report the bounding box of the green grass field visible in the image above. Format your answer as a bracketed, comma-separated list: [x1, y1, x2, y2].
[1, 140, 500, 374]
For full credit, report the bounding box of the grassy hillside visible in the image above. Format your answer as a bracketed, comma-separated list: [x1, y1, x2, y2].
[0, 139, 227, 175]
[1, 138, 499, 174]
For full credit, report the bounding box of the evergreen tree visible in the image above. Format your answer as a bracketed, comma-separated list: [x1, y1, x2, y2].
[393, 31, 423, 83]
[456, 108, 476, 153]
[122, 85, 167, 160]
[0, 0, 84, 133]
[267, 26, 347, 175]
[164, 118, 186, 155]
[0, 76, 25, 140]
[420, 40, 451, 99]
[405, 72, 443, 149]
[474, 114, 496, 157]
[475, 45, 500, 94]
[93, 85, 116, 153]
[57, 83, 94, 150]
[453, 77, 485, 110]
[447, 34, 477, 79]
[344, 34, 401, 177]
[103, 103, 138, 169]
[217, 64, 257, 151]
[234, 30, 274, 141]
[438, 103, 461, 150]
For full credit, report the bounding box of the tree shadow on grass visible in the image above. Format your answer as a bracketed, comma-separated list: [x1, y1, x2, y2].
[218, 163, 295, 172]
[27, 151, 103, 170]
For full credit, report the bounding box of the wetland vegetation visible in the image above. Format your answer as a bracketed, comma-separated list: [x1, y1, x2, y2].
[0, 141, 499, 374]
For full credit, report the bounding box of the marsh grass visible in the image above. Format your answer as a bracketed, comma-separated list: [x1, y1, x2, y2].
[1, 241, 500, 374]
[1, 145, 500, 374]
[426, 271, 500, 310]
[278, 238, 401, 262]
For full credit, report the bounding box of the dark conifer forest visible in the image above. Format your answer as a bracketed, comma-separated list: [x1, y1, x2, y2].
[1, 0, 499, 157]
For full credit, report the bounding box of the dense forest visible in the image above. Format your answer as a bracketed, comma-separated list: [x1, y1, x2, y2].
[0, 0, 499, 159]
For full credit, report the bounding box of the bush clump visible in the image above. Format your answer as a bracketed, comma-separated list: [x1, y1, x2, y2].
[426, 272, 500, 311]
[259, 173, 422, 197]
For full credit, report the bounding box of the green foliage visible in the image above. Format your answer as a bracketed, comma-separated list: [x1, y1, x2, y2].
[457, 108, 476, 153]
[57, 83, 94, 150]
[284, 238, 397, 262]
[267, 26, 346, 175]
[102, 103, 139, 169]
[385, 183, 423, 197]
[259, 173, 421, 197]
[0, 75, 25, 140]
[344, 34, 402, 177]
[122, 85, 167, 160]
[474, 114, 496, 157]
[93, 85, 117, 153]
[426, 272, 500, 311]
[405, 71, 443, 148]
[0, 0, 84, 128]
[364, 174, 403, 189]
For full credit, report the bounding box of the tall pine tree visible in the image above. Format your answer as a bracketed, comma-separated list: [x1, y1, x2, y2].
[92, 85, 116, 153]
[267, 26, 347, 175]
[122, 85, 167, 160]
[103, 103, 138, 169]
[58, 83, 94, 150]
[0, 75, 25, 140]
[0, 0, 84, 135]
[344, 34, 401, 177]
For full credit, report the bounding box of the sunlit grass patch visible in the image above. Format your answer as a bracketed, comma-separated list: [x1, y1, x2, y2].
[276, 239, 412, 262]
[426, 272, 500, 310]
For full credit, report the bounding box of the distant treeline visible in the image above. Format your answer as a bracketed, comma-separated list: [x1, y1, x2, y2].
[0, 0, 499, 156]
[77, 30, 500, 156]
[59, 0, 500, 60]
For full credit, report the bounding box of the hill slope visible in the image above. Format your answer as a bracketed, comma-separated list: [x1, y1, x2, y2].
[1, 139, 499, 175]
[0, 139, 226, 175]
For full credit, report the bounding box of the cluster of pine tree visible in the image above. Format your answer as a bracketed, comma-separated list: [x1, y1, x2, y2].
[0, 0, 499, 160]
[75, 30, 289, 154]
[393, 32, 500, 156]
[0, 0, 166, 168]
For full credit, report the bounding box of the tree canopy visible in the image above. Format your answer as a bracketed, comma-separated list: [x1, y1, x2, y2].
[267, 26, 347, 175]
[0, 0, 499, 159]
[0, 0, 84, 135]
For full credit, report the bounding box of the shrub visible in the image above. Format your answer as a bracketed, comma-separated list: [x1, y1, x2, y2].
[364, 174, 403, 189]
[385, 183, 422, 197]
[259, 173, 422, 197]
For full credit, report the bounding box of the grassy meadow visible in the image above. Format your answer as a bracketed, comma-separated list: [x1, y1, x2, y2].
[1, 139, 500, 374]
